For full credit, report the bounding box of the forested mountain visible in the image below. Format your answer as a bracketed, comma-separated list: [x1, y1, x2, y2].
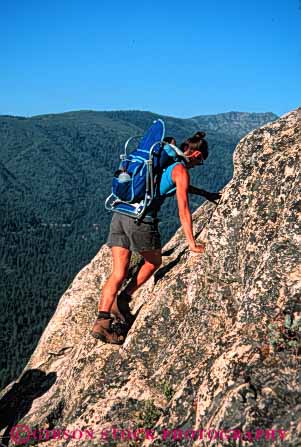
[0, 109, 277, 388]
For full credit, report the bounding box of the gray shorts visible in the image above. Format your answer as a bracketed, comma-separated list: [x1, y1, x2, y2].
[106, 213, 162, 252]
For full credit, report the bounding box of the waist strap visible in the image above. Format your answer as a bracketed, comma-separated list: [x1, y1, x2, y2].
[140, 215, 159, 224]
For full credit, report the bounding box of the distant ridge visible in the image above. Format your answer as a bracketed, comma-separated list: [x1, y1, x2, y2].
[2, 109, 278, 120]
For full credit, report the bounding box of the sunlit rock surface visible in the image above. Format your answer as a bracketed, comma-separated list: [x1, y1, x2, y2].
[0, 109, 300, 446]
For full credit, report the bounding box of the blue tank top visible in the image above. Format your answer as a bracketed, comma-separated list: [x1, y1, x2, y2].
[146, 161, 185, 217]
[159, 161, 183, 196]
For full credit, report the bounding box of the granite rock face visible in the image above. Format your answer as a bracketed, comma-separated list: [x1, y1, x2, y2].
[0, 109, 300, 446]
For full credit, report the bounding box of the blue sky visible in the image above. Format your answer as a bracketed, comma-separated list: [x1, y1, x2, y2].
[0, 0, 300, 117]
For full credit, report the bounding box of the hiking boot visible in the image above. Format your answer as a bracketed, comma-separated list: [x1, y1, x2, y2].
[110, 318, 130, 337]
[91, 311, 125, 345]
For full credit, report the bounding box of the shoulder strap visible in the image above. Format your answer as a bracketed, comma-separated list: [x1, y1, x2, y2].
[168, 144, 189, 163]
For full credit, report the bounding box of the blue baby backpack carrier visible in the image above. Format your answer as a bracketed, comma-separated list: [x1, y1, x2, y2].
[105, 119, 188, 222]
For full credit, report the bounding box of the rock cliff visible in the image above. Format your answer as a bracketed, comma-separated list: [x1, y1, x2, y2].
[0, 109, 300, 446]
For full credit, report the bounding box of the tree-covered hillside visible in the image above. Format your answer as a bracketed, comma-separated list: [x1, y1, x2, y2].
[0, 109, 277, 389]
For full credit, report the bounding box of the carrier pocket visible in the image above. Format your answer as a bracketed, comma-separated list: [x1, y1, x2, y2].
[112, 160, 147, 203]
[112, 175, 134, 202]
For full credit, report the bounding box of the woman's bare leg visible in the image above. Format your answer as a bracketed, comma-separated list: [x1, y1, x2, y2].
[120, 249, 162, 296]
[110, 248, 162, 322]
[98, 246, 131, 320]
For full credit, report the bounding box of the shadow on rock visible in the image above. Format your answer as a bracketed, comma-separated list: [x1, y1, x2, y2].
[0, 369, 56, 446]
[116, 292, 137, 332]
[154, 249, 186, 283]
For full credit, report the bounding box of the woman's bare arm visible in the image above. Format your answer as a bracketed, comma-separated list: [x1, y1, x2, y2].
[172, 164, 205, 253]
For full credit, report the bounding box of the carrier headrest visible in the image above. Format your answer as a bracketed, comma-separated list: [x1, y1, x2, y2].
[168, 143, 190, 163]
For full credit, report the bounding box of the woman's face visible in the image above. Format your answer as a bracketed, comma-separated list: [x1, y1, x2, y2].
[184, 149, 204, 168]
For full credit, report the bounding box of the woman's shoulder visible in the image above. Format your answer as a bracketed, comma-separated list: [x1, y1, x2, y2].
[171, 161, 187, 173]
[171, 162, 189, 182]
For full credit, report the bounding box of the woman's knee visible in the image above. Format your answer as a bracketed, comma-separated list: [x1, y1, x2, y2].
[145, 256, 162, 271]
[154, 257, 162, 269]
[140, 249, 162, 270]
